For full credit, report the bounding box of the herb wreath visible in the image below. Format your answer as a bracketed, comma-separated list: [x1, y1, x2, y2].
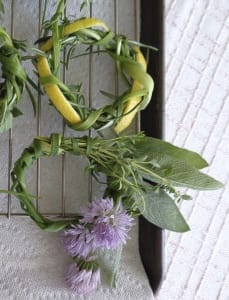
[0, 0, 224, 295]
[36, 1, 154, 133]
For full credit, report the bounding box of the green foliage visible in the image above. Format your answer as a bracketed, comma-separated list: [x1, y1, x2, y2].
[9, 133, 223, 233]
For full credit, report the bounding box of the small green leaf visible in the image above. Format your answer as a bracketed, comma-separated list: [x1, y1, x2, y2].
[12, 107, 23, 117]
[140, 187, 190, 232]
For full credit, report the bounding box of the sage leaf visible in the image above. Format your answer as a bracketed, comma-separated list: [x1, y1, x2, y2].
[134, 136, 208, 169]
[140, 187, 190, 232]
[138, 153, 223, 190]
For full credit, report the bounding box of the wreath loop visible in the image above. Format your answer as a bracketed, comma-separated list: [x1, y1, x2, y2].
[0, 27, 27, 133]
[36, 17, 154, 133]
[11, 133, 151, 232]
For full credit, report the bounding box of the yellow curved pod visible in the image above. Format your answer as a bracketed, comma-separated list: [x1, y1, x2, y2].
[114, 46, 147, 134]
[37, 56, 81, 123]
[37, 18, 109, 125]
[40, 18, 109, 52]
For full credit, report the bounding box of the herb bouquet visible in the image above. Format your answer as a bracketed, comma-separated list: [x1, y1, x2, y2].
[0, 0, 223, 295]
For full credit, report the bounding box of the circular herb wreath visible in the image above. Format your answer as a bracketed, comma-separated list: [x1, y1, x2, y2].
[11, 133, 143, 232]
[36, 17, 154, 133]
[0, 26, 27, 133]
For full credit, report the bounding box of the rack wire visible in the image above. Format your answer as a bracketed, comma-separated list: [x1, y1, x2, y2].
[0, 0, 140, 218]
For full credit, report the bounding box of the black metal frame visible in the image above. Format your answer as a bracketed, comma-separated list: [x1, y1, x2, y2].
[139, 0, 164, 294]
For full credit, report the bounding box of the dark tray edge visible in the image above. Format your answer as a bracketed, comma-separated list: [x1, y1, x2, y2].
[139, 0, 165, 295]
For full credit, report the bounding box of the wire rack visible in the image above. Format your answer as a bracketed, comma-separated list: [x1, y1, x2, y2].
[0, 0, 164, 293]
[0, 0, 140, 218]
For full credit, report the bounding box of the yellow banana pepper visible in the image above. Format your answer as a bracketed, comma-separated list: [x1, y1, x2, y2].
[37, 18, 109, 125]
[114, 46, 147, 134]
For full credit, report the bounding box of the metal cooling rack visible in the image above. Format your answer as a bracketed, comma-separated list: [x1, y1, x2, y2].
[0, 0, 164, 294]
[0, 0, 140, 218]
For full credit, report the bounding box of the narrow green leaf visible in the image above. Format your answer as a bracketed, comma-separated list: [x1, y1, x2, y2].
[70, 108, 103, 131]
[25, 83, 37, 116]
[42, 219, 78, 232]
[128, 40, 158, 51]
[121, 60, 154, 109]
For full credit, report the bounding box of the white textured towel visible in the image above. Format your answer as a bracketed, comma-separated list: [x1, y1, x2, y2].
[0, 217, 154, 300]
[157, 1, 229, 300]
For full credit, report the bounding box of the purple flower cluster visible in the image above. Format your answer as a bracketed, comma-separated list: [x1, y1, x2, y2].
[63, 224, 97, 258]
[63, 198, 134, 294]
[65, 262, 101, 295]
[63, 198, 134, 258]
[80, 198, 134, 250]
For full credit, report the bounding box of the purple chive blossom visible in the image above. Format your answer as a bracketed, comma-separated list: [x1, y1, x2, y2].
[63, 224, 96, 258]
[80, 198, 114, 223]
[80, 198, 134, 250]
[65, 263, 101, 295]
